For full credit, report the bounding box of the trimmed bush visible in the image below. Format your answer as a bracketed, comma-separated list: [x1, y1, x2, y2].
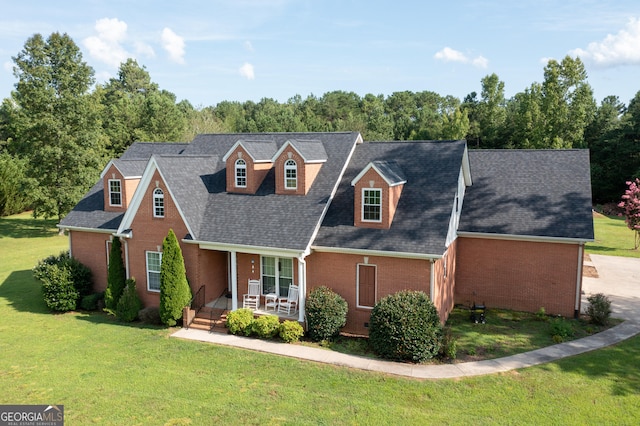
[369, 290, 443, 362]
[33, 252, 93, 312]
[226, 308, 255, 336]
[279, 321, 304, 343]
[586, 293, 612, 326]
[549, 317, 574, 342]
[116, 278, 143, 322]
[138, 307, 162, 325]
[160, 229, 193, 326]
[104, 238, 126, 312]
[252, 315, 281, 339]
[80, 292, 104, 311]
[305, 286, 348, 342]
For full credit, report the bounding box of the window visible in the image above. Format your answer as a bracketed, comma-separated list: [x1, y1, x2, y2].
[357, 264, 376, 308]
[146, 251, 162, 292]
[235, 159, 247, 188]
[109, 179, 122, 206]
[153, 188, 164, 218]
[362, 188, 382, 222]
[261, 256, 293, 297]
[284, 159, 297, 189]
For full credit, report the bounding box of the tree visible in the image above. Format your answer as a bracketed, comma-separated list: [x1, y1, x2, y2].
[104, 237, 126, 312]
[116, 277, 143, 322]
[10, 32, 107, 222]
[618, 179, 640, 249]
[477, 73, 507, 148]
[159, 229, 192, 326]
[0, 152, 31, 216]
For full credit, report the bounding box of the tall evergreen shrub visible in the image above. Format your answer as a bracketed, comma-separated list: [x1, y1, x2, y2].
[104, 238, 126, 312]
[116, 277, 143, 322]
[159, 229, 192, 326]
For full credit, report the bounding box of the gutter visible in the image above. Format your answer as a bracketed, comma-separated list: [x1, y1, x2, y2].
[457, 231, 594, 245]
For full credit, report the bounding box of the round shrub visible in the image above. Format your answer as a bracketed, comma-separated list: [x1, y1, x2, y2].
[252, 315, 281, 339]
[369, 290, 443, 362]
[305, 286, 348, 342]
[586, 293, 612, 326]
[226, 308, 255, 336]
[279, 320, 304, 343]
[40, 265, 79, 312]
[116, 278, 143, 322]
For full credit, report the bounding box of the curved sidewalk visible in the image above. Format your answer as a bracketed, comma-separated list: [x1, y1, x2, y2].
[172, 254, 640, 379]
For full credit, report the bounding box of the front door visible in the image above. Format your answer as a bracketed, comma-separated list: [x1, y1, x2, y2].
[261, 256, 293, 297]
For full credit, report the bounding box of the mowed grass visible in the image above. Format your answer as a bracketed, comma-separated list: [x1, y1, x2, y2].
[1, 212, 639, 424]
[586, 214, 640, 258]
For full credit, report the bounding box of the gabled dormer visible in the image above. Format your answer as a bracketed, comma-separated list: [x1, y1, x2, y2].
[222, 140, 278, 194]
[271, 139, 328, 195]
[351, 160, 406, 229]
[101, 159, 145, 212]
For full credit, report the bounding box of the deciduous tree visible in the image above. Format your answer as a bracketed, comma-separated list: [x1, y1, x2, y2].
[618, 178, 640, 249]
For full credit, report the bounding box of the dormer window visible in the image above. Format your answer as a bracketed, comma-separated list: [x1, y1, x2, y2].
[109, 179, 122, 206]
[362, 188, 382, 222]
[235, 159, 247, 188]
[284, 159, 297, 189]
[153, 188, 164, 218]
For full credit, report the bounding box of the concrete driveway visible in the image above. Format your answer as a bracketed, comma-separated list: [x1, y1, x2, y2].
[582, 254, 640, 322]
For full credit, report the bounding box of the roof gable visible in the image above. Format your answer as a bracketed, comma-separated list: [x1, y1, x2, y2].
[351, 160, 407, 187]
[222, 140, 278, 163]
[271, 139, 328, 163]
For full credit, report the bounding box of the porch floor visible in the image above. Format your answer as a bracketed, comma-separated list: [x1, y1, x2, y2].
[205, 295, 299, 320]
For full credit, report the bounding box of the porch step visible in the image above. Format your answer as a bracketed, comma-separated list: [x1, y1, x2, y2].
[186, 306, 227, 331]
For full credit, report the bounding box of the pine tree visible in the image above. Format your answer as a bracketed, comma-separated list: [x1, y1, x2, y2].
[159, 229, 192, 326]
[104, 238, 126, 313]
[618, 178, 640, 250]
[116, 277, 143, 322]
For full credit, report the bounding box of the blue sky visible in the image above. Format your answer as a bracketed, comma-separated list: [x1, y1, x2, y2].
[2, 0, 640, 107]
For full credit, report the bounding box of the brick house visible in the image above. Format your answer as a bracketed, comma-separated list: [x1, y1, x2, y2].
[58, 132, 594, 335]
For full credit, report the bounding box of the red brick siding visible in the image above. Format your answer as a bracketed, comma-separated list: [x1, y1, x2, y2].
[432, 240, 457, 323]
[306, 251, 431, 335]
[353, 168, 403, 229]
[225, 146, 272, 194]
[124, 178, 140, 206]
[103, 165, 125, 213]
[69, 230, 112, 292]
[455, 237, 581, 317]
[234, 254, 299, 306]
[274, 149, 323, 195]
[197, 249, 228, 303]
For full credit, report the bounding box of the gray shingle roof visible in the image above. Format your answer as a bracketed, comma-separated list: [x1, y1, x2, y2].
[458, 149, 594, 240]
[236, 140, 278, 162]
[58, 181, 123, 230]
[314, 140, 467, 255]
[119, 142, 189, 160]
[112, 159, 147, 177]
[286, 139, 328, 162]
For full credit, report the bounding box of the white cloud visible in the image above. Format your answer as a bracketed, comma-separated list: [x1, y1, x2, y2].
[239, 62, 255, 80]
[134, 41, 155, 59]
[244, 40, 254, 52]
[434, 47, 488, 69]
[83, 18, 130, 68]
[570, 17, 640, 67]
[3, 61, 12, 74]
[161, 28, 185, 64]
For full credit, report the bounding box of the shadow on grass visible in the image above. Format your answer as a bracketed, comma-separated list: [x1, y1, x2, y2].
[0, 215, 59, 238]
[0, 270, 50, 314]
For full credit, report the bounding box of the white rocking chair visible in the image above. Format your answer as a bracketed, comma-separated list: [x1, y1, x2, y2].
[243, 279, 261, 310]
[277, 284, 299, 315]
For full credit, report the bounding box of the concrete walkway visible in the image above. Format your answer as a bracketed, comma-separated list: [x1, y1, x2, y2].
[173, 254, 640, 379]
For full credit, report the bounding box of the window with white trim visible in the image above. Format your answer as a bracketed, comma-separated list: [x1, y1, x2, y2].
[109, 179, 122, 206]
[153, 188, 164, 218]
[362, 188, 382, 222]
[235, 159, 247, 187]
[146, 251, 162, 292]
[261, 256, 293, 297]
[284, 159, 297, 189]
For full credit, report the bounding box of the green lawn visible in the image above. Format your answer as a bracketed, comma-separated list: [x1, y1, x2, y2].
[1, 212, 639, 424]
[586, 214, 640, 258]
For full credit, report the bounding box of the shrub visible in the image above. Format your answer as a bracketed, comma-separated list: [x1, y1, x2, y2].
[305, 286, 348, 342]
[369, 290, 443, 362]
[586, 293, 612, 326]
[33, 252, 93, 312]
[160, 229, 192, 326]
[549, 317, 574, 342]
[535, 307, 547, 321]
[252, 315, 281, 339]
[138, 307, 162, 325]
[439, 326, 457, 360]
[116, 278, 143, 322]
[80, 292, 104, 311]
[279, 320, 304, 343]
[104, 238, 126, 312]
[226, 308, 255, 336]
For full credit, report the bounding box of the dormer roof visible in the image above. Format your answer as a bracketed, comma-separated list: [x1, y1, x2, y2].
[222, 140, 278, 163]
[272, 139, 328, 163]
[351, 160, 406, 187]
[100, 159, 147, 179]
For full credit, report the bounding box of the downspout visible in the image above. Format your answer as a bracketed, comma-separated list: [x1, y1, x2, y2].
[429, 259, 435, 301]
[230, 251, 238, 311]
[297, 255, 307, 324]
[574, 243, 584, 318]
[123, 237, 130, 279]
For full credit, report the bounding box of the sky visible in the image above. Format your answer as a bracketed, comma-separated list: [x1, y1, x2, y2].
[1, 0, 640, 108]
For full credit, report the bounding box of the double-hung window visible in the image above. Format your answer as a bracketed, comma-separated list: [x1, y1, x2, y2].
[109, 179, 122, 206]
[235, 159, 247, 188]
[362, 188, 382, 222]
[146, 251, 162, 292]
[153, 188, 164, 218]
[284, 159, 297, 189]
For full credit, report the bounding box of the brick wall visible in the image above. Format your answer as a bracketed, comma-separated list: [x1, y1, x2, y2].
[273, 149, 323, 195]
[455, 237, 581, 317]
[69, 230, 112, 292]
[306, 251, 431, 335]
[432, 240, 457, 323]
[225, 146, 271, 194]
[353, 168, 402, 229]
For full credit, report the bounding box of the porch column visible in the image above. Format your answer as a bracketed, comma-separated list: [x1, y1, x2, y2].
[230, 251, 238, 311]
[297, 255, 306, 323]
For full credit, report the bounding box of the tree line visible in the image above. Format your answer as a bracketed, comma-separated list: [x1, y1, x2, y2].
[1, 32, 639, 219]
